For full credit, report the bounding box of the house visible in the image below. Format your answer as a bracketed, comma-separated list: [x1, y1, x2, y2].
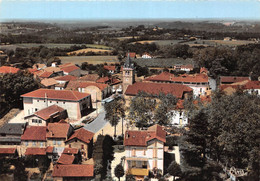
[141, 53, 152, 59]
[60, 65, 81, 77]
[0, 148, 18, 158]
[32, 63, 46, 70]
[54, 75, 77, 90]
[124, 124, 166, 180]
[21, 126, 47, 155]
[174, 64, 194, 72]
[0, 123, 27, 146]
[0, 66, 20, 74]
[126, 52, 136, 59]
[125, 82, 193, 100]
[96, 76, 122, 94]
[21, 89, 92, 120]
[219, 76, 250, 85]
[52, 164, 94, 181]
[46, 123, 74, 148]
[57, 153, 75, 165]
[41, 78, 58, 89]
[104, 65, 116, 74]
[220, 80, 260, 96]
[24, 105, 68, 126]
[65, 128, 94, 159]
[145, 72, 209, 97]
[79, 74, 99, 82]
[169, 100, 188, 127]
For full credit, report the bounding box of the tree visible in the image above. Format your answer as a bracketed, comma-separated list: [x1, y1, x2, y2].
[104, 95, 125, 137]
[128, 91, 156, 129]
[167, 161, 182, 181]
[114, 164, 124, 181]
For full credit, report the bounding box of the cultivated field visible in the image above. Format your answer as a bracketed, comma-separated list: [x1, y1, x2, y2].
[0, 43, 112, 50]
[67, 48, 112, 55]
[58, 56, 119, 65]
[181, 40, 256, 47]
[132, 40, 181, 46]
[116, 36, 140, 41]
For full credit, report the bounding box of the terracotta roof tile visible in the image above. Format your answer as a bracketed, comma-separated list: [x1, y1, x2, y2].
[63, 148, 79, 155]
[52, 164, 94, 177]
[46, 146, 54, 153]
[79, 74, 99, 82]
[220, 76, 249, 84]
[34, 105, 65, 120]
[25, 148, 46, 155]
[145, 72, 208, 83]
[38, 71, 53, 78]
[78, 81, 108, 91]
[47, 123, 71, 139]
[125, 82, 192, 98]
[124, 124, 166, 146]
[126, 52, 136, 58]
[21, 126, 46, 141]
[61, 65, 80, 73]
[44, 67, 62, 73]
[55, 75, 77, 81]
[57, 154, 75, 165]
[21, 88, 90, 101]
[66, 128, 94, 144]
[59, 63, 75, 68]
[104, 65, 116, 71]
[41, 78, 57, 87]
[0, 66, 20, 74]
[96, 76, 121, 85]
[0, 148, 16, 154]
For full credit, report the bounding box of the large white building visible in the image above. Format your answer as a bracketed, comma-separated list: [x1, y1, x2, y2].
[21, 89, 92, 120]
[124, 125, 166, 181]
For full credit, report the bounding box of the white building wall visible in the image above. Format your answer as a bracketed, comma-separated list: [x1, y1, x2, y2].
[170, 110, 188, 126]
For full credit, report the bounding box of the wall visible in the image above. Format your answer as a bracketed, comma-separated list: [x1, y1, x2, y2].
[65, 139, 91, 159]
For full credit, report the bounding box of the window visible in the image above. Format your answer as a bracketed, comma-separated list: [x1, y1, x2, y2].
[63, 102, 65, 104]
[35, 108, 38, 111]
[69, 144, 71, 148]
[57, 101, 59, 104]
[50, 101, 52, 103]
[32, 141, 36, 146]
[143, 149, 146, 155]
[132, 148, 136, 157]
[53, 140, 56, 145]
[81, 145, 84, 149]
[25, 141, 28, 146]
[57, 141, 61, 145]
[40, 142, 44, 147]
[37, 100, 39, 102]
[39, 120, 42, 123]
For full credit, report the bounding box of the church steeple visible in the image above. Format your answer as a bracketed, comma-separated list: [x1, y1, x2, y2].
[122, 53, 135, 94]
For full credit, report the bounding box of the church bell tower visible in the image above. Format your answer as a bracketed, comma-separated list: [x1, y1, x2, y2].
[123, 53, 135, 94]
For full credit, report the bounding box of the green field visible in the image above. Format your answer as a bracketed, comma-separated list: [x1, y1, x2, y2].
[0, 43, 112, 50]
[58, 56, 119, 65]
[132, 40, 182, 46]
[181, 39, 256, 47]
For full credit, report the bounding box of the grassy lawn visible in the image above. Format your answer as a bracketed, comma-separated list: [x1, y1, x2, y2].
[58, 56, 119, 65]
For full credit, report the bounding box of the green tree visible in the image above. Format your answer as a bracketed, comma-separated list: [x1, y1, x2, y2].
[114, 164, 124, 181]
[128, 91, 156, 129]
[167, 161, 182, 181]
[104, 95, 125, 137]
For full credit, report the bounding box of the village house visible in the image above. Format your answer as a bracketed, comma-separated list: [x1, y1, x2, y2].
[0, 148, 18, 158]
[126, 52, 136, 59]
[52, 164, 94, 181]
[174, 64, 194, 72]
[57, 153, 76, 165]
[65, 128, 94, 160]
[96, 76, 122, 94]
[54, 75, 77, 90]
[24, 105, 68, 126]
[59, 64, 81, 77]
[20, 126, 47, 155]
[41, 78, 58, 89]
[21, 89, 92, 120]
[46, 123, 74, 148]
[145, 71, 209, 97]
[141, 53, 152, 59]
[219, 76, 250, 85]
[104, 65, 117, 74]
[0, 123, 27, 146]
[79, 74, 99, 82]
[124, 124, 166, 181]
[0, 66, 20, 74]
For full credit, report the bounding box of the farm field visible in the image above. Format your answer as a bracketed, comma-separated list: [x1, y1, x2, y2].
[134, 58, 194, 68]
[67, 48, 112, 55]
[181, 39, 256, 47]
[132, 40, 181, 46]
[58, 56, 119, 65]
[0, 43, 112, 50]
[116, 36, 140, 41]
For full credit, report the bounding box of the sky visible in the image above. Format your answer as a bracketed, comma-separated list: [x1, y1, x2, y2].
[0, 0, 260, 21]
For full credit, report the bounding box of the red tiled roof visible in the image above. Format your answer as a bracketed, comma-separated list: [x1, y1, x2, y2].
[21, 88, 90, 101]
[61, 65, 80, 73]
[34, 105, 65, 120]
[78, 82, 108, 91]
[0, 66, 20, 74]
[145, 72, 208, 83]
[21, 126, 46, 141]
[28, 68, 38, 73]
[200, 67, 208, 74]
[96, 76, 121, 85]
[0, 148, 16, 154]
[52, 164, 94, 177]
[55, 75, 77, 81]
[66, 128, 94, 144]
[79, 74, 99, 82]
[57, 154, 75, 165]
[220, 76, 249, 84]
[43, 67, 62, 73]
[104, 65, 116, 71]
[25, 148, 46, 156]
[124, 124, 166, 146]
[38, 71, 53, 78]
[59, 63, 75, 68]
[46, 146, 54, 153]
[47, 123, 71, 139]
[41, 78, 57, 87]
[220, 80, 260, 91]
[63, 148, 79, 155]
[126, 52, 136, 58]
[125, 82, 193, 98]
